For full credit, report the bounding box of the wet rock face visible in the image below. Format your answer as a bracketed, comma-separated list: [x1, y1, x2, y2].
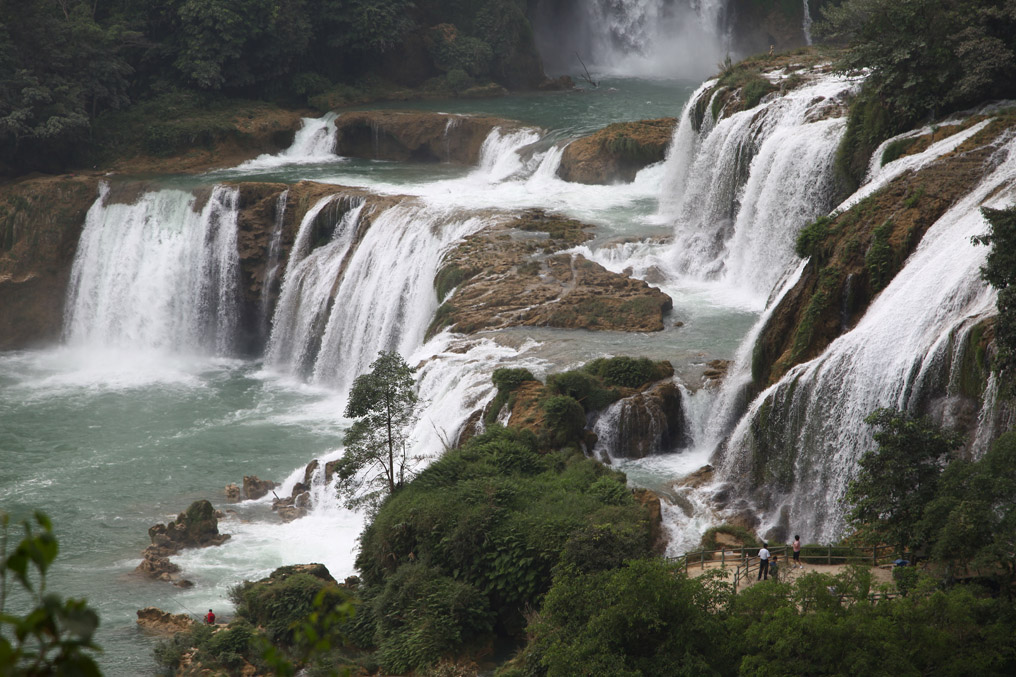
[243, 475, 278, 501]
[632, 488, 667, 553]
[136, 607, 195, 635]
[333, 111, 530, 165]
[557, 118, 677, 185]
[433, 209, 672, 335]
[600, 382, 687, 459]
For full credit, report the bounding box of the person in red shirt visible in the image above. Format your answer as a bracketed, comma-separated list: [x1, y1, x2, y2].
[205, 609, 215, 625]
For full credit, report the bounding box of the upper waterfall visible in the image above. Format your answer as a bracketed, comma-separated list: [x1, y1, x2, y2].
[658, 72, 857, 304]
[532, 0, 730, 79]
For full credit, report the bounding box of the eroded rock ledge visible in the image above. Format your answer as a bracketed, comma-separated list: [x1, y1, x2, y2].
[431, 209, 673, 335]
[333, 110, 532, 164]
[557, 118, 677, 185]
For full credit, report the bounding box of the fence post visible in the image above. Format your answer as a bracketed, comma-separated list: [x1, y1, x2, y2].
[827, 546, 831, 565]
[873, 545, 877, 567]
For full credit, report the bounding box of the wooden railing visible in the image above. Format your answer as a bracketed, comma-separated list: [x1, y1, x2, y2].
[670, 544, 912, 595]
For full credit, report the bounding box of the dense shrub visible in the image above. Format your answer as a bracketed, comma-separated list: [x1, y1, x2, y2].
[353, 425, 651, 672]
[230, 567, 347, 646]
[485, 368, 538, 424]
[545, 369, 620, 412]
[583, 356, 671, 389]
[540, 395, 586, 448]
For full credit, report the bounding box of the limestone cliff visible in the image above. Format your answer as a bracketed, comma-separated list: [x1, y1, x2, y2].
[0, 174, 100, 350]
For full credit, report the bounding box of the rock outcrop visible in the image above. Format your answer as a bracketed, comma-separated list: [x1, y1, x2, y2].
[147, 500, 230, 552]
[136, 607, 195, 635]
[557, 118, 677, 185]
[598, 381, 687, 459]
[137, 500, 230, 586]
[332, 111, 532, 164]
[432, 209, 673, 335]
[632, 488, 667, 553]
[242, 475, 278, 501]
[0, 174, 101, 350]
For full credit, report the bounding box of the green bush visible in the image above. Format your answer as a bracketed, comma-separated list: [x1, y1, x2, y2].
[700, 524, 760, 551]
[354, 424, 652, 670]
[369, 563, 492, 674]
[230, 568, 347, 647]
[541, 395, 586, 448]
[741, 76, 777, 109]
[583, 356, 671, 389]
[865, 220, 894, 292]
[546, 369, 620, 412]
[795, 215, 834, 261]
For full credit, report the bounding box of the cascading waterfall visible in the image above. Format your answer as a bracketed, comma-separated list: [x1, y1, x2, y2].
[717, 132, 1016, 543]
[65, 184, 241, 354]
[265, 196, 366, 377]
[533, 0, 730, 79]
[659, 73, 858, 303]
[262, 199, 490, 394]
[475, 127, 543, 183]
[236, 113, 340, 170]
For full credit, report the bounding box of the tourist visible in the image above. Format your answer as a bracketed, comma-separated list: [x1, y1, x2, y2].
[793, 534, 802, 569]
[770, 554, 780, 582]
[205, 609, 215, 625]
[757, 542, 770, 580]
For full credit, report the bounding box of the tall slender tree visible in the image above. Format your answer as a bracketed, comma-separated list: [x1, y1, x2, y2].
[334, 351, 419, 509]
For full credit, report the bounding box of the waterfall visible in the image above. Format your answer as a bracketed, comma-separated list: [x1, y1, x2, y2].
[261, 199, 489, 393]
[260, 189, 289, 332]
[659, 73, 858, 304]
[717, 132, 1016, 543]
[235, 113, 340, 170]
[65, 184, 241, 354]
[802, 0, 813, 46]
[533, 0, 730, 79]
[265, 196, 366, 377]
[475, 127, 543, 183]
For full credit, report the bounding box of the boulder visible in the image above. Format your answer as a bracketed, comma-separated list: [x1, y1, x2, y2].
[243, 475, 278, 501]
[557, 118, 677, 185]
[302, 459, 319, 485]
[136, 607, 195, 635]
[225, 483, 241, 502]
[147, 499, 231, 553]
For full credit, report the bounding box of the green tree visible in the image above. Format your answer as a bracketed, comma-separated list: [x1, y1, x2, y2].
[334, 351, 419, 508]
[1, 511, 102, 675]
[846, 408, 964, 556]
[817, 0, 1016, 189]
[973, 206, 1016, 378]
[921, 430, 1016, 592]
[523, 559, 731, 677]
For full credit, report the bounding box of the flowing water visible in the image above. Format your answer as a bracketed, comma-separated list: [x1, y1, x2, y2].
[4, 62, 1002, 673]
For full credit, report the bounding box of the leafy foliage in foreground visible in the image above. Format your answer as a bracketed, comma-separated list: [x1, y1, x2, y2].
[0, 512, 102, 676]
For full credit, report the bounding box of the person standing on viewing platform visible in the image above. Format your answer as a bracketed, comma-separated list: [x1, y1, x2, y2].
[757, 543, 771, 580]
[793, 535, 802, 569]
